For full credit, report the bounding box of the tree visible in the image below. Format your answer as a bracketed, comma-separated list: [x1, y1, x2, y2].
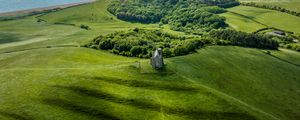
[99, 39, 114, 50]
[130, 46, 143, 56]
[163, 48, 172, 57]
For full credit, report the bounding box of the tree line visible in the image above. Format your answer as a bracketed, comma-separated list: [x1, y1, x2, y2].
[87, 28, 206, 58]
[209, 29, 279, 50]
[283, 44, 300, 52]
[241, 2, 300, 17]
[86, 28, 283, 58]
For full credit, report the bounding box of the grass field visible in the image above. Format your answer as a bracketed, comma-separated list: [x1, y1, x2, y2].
[0, 0, 300, 120]
[221, 6, 300, 34]
[168, 46, 300, 120]
[0, 0, 159, 53]
[219, 12, 266, 32]
[239, 0, 300, 12]
[0, 46, 299, 120]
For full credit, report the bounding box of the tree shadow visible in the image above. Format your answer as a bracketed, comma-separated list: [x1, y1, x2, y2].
[81, 76, 199, 93]
[267, 53, 300, 67]
[0, 111, 34, 120]
[53, 85, 257, 120]
[0, 33, 22, 44]
[228, 11, 268, 27]
[41, 98, 120, 120]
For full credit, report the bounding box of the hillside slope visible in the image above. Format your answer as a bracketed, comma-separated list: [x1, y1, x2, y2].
[0, 0, 159, 53]
[0, 46, 299, 120]
[239, 0, 300, 12]
[0, 0, 299, 120]
[168, 46, 300, 120]
[221, 6, 300, 34]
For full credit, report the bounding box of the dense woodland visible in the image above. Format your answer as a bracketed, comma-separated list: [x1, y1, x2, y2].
[108, 0, 239, 33]
[162, 6, 227, 34]
[87, 28, 280, 58]
[209, 29, 279, 50]
[86, 0, 299, 57]
[88, 28, 206, 58]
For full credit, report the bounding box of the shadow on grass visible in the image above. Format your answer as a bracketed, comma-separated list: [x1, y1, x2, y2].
[54, 85, 256, 120]
[83, 76, 199, 93]
[0, 33, 22, 44]
[267, 53, 300, 67]
[228, 11, 268, 27]
[0, 111, 33, 120]
[41, 98, 120, 120]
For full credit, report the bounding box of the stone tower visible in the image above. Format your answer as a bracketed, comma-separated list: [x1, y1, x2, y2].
[151, 48, 164, 69]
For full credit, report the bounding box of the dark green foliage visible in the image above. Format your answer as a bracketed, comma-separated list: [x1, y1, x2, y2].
[54, 22, 76, 26]
[241, 2, 300, 17]
[164, 6, 227, 33]
[99, 39, 114, 50]
[217, 1, 240, 8]
[80, 24, 90, 30]
[108, 0, 231, 33]
[283, 44, 300, 52]
[107, 0, 168, 23]
[163, 48, 173, 58]
[88, 29, 205, 58]
[209, 29, 279, 49]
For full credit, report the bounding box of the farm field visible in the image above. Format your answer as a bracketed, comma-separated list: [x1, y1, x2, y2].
[239, 0, 300, 12]
[0, 0, 299, 120]
[221, 6, 300, 34]
[219, 12, 266, 32]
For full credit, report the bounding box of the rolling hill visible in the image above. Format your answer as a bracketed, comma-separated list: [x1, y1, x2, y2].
[221, 6, 300, 34]
[0, 0, 299, 120]
[239, 0, 300, 12]
[0, 45, 299, 120]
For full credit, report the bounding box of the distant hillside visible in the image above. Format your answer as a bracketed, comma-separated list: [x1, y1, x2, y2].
[239, 0, 300, 12]
[221, 6, 300, 35]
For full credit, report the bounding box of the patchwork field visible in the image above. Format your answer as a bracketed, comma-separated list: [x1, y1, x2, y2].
[221, 6, 300, 34]
[239, 0, 300, 12]
[0, 0, 299, 120]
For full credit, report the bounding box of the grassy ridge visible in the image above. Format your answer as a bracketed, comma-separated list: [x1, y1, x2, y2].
[0, 0, 299, 120]
[239, 0, 300, 12]
[221, 6, 300, 34]
[0, 46, 299, 120]
[168, 46, 300, 120]
[40, 0, 117, 24]
[0, 47, 257, 120]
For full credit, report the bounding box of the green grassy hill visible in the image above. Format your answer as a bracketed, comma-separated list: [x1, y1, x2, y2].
[0, 46, 299, 120]
[221, 6, 300, 34]
[219, 11, 266, 32]
[239, 0, 300, 12]
[0, 0, 299, 120]
[0, 0, 159, 53]
[168, 46, 300, 120]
